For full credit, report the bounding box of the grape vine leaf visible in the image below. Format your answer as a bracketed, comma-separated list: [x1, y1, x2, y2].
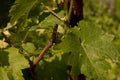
[35, 57, 68, 80]
[57, 31, 82, 78]
[0, 67, 9, 80]
[78, 21, 120, 80]
[22, 42, 36, 54]
[58, 20, 120, 80]
[6, 47, 29, 80]
[0, 40, 9, 48]
[78, 21, 120, 63]
[9, 0, 38, 25]
[39, 10, 65, 28]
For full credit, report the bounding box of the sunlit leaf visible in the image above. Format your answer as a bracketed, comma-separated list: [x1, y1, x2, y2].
[0, 40, 8, 48]
[0, 67, 9, 80]
[6, 47, 29, 80]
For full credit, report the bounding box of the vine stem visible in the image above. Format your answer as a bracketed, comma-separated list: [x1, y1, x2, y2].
[32, 41, 53, 67]
[32, 24, 58, 68]
[68, 0, 73, 22]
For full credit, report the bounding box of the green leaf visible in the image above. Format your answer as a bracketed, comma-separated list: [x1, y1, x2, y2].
[40, 0, 55, 8]
[9, 0, 38, 24]
[39, 10, 65, 28]
[6, 47, 29, 80]
[58, 30, 82, 78]
[9, 31, 27, 47]
[58, 20, 120, 80]
[78, 21, 120, 80]
[35, 57, 68, 80]
[22, 42, 36, 54]
[79, 21, 120, 63]
[0, 67, 9, 80]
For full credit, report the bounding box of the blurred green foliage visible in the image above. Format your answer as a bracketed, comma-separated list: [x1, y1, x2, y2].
[84, 0, 120, 51]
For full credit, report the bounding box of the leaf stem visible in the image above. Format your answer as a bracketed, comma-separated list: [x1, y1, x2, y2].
[41, 3, 68, 26]
[22, 30, 29, 43]
[68, 0, 73, 21]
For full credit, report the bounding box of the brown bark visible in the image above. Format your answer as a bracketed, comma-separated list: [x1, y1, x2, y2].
[64, 0, 83, 27]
